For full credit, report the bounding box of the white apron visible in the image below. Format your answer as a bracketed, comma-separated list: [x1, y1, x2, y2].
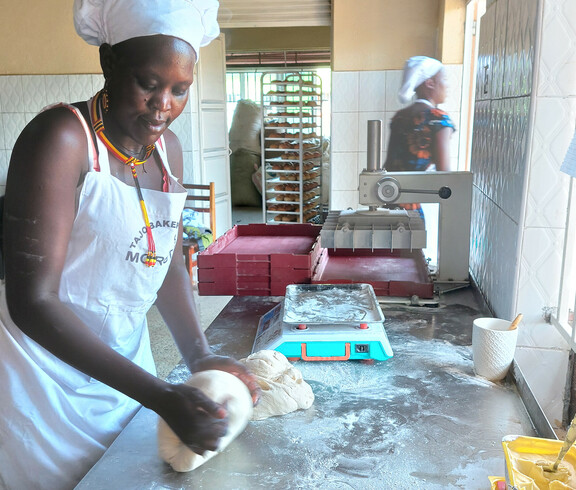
[0, 103, 187, 490]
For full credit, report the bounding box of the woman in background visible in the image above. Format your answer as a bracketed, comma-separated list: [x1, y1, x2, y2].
[385, 56, 455, 173]
[0, 1, 258, 489]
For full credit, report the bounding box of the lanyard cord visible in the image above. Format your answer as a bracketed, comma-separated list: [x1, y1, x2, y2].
[91, 91, 157, 267]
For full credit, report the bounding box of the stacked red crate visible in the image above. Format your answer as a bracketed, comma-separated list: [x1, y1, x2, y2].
[197, 224, 322, 296]
[198, 224, 434, 298]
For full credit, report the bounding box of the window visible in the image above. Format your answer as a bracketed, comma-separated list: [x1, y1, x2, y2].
[225, 68, 331, 138]
[553, 178, 576, 347]
[226, 71, 263, 129]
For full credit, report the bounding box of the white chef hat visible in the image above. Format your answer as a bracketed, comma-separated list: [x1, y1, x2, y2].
[73, 0, 220, 59]
[398, 56, 443, 104]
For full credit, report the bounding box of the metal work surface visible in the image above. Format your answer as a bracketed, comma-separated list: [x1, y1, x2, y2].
[77, 288, 537, 489]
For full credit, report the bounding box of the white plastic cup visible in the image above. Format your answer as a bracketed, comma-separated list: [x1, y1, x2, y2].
[472, 317, 518, 381]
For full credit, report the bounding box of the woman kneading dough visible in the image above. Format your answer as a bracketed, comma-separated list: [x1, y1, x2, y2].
[0, 1, 259, 489]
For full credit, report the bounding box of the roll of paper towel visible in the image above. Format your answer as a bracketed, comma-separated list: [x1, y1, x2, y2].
[472, 318, 518, 382]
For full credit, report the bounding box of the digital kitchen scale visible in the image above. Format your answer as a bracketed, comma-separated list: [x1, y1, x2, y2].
[252, 284, 393, 362]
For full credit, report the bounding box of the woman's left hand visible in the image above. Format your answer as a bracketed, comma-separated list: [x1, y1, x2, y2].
[189, 354, 261, 406]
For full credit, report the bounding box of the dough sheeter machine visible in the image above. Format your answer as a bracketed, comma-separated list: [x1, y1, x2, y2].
[319, 119, 473, 300]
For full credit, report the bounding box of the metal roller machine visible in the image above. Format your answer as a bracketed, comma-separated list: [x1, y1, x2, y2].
[319, 119, 473, 298]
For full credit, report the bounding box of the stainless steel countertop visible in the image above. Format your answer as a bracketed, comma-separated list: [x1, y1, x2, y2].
[77, 289, 536, 489]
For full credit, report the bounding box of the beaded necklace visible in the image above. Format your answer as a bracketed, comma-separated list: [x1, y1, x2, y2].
[91, 91, 157, 267]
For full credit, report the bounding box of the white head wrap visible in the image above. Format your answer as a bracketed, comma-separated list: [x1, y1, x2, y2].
[73, 0, 220, 58]
[398, 56, 443, 104]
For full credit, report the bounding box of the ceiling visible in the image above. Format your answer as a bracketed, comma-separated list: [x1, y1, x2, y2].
[226, 50, 331, 68]
[217, 0, 332, 28]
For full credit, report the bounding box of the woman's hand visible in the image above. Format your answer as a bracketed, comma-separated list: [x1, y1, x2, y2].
[189, 354, 261, 406]
[155, 382, 229, 455]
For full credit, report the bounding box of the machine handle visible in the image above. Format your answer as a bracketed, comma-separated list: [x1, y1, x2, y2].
[377, 177, 452, 203]
[401, 186, 452, 199]
[300, 342, 351, 361]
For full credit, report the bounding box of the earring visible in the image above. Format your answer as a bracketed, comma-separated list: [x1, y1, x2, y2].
[102, 87, 110, 114]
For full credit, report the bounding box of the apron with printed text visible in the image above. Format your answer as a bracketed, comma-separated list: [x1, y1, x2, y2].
[0, 102, 187, 490]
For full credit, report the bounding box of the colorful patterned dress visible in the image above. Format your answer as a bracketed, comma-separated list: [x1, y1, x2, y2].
[385, 106, 455, 172]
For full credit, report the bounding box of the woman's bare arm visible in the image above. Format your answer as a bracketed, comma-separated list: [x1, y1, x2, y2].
[433, 127, 452, 171]
[3, 107, 171, 404]
[155, 130, 260, 404]
[3, 110, 228, 453]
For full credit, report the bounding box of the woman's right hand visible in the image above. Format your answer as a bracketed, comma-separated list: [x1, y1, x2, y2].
[154, 382, 229, 455]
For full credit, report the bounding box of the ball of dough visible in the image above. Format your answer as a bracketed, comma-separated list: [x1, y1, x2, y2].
[239, 350, 314, 420]
[157, 370, 253, 472]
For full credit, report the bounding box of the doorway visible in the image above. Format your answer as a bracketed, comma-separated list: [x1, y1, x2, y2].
[225, 62, 331, 226]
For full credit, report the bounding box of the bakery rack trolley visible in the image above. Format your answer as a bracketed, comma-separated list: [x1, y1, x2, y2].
[260, 71, 323, 225]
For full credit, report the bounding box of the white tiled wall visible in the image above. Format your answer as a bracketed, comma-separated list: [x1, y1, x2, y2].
[515, 0, 576, 425]
[330, 65, 463, 211]
[470, 0, 576, 426]
[0, 74, 199, 195]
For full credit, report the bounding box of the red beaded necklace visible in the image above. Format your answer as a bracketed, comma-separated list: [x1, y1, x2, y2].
[91, 91, 157, 267]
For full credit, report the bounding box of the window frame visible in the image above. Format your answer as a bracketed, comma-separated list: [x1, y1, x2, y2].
[552, 178, 576, 348]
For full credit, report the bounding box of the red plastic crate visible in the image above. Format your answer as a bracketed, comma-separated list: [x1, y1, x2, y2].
[197, 224, 322, 296]
[311, 248, 434, 299]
